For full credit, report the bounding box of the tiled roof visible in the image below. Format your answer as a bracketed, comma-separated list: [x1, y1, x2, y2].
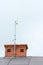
[0, 56, 43, 65]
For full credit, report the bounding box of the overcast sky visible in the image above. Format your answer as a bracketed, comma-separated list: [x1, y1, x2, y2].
[0, 0, 43, 57]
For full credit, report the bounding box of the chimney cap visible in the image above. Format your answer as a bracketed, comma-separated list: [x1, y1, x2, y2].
[4, 44, 28, 49]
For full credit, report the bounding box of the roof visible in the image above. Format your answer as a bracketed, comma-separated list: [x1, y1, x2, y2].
[0, 56, 43, 65]
[4, 44, 28, 49]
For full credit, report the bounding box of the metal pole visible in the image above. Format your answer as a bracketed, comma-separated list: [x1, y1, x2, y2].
[14, 18, 18, 57]
[14, 21, 16, 57]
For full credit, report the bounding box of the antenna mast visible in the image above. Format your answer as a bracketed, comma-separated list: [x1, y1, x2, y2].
[14, 18, 18, 57]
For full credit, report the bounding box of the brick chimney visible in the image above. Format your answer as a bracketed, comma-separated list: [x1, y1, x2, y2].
[4, 44, 28, 57]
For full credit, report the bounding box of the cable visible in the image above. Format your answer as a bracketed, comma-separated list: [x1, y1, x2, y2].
[7, 58, 12, 65]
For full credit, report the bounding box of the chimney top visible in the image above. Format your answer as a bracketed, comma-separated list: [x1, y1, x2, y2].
[4, 44, 28, 57]
[4, 44, 28, 49]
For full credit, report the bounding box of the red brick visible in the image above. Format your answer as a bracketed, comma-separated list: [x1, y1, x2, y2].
[4, 44, 28, 57]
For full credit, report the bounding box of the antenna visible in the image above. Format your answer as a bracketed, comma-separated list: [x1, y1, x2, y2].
[14, 18, 18, 57]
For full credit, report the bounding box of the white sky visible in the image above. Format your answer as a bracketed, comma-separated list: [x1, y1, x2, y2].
[0, 0, 43, 57]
